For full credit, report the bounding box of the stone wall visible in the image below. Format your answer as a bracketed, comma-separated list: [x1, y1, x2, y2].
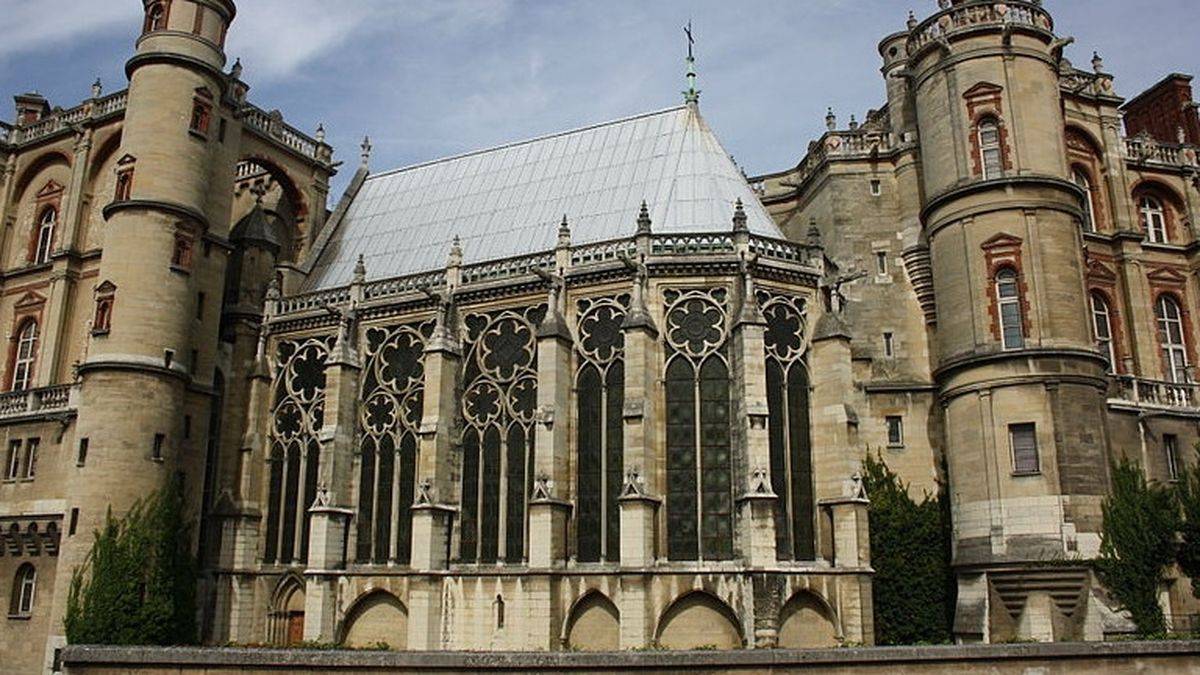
[60, 641, 1200, 674]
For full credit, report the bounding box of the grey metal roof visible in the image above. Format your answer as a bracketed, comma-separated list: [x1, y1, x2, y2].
[305, 104, 783, 290]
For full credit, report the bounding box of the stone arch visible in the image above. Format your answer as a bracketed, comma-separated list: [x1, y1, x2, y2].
[777, 591, 839, 649]
[562, 591, 620, 652]
[656, 591, 742, 650]
[269, 574, 306, 646]
[1064, 125, 1103, 158]
[340, 590, 407, 650]
[11, 151, 71, 204]
[88, 130, 124, 180]
[235, 155, 307, 259]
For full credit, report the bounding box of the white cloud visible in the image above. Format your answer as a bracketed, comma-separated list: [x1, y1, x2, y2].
[0, 1, 137, 59]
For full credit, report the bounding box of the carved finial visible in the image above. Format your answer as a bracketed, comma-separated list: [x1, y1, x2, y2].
[353, 254, 366, 285]
[825, 107, 837, 131]
[807, 217, 823, 248]
[415, 478, 434, 505]
[531, 474, 553, 501]
[91, 78, 103, 98]
[448, 236, 463, 268]
[231, 58, 243, 80]
[1091, 51, 1104, 73]
[849, 114, 858, 131]
[266, 275, 281, 301]
[907, 10, 917, 31]
[360, 136, 372, 168]
[315, 123, 326, 144]
[636, 200, 652, 235]
[732, 198, 748, 234]
[621, 468, 647, 498]
[682, 21, 700, 105]
[557, 214, 571, 247]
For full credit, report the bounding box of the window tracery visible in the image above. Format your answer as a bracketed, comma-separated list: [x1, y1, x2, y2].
[355, 321, 432, 565]
[457, 305, 545, 564]
[265, 335, 333, 564]
[664, 288, 733, 561]
[574, 294, 628, 563]
[759, 290, 814, 561]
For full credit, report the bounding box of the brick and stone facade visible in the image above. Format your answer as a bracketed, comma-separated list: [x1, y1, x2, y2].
[2, 1, 1200, 672]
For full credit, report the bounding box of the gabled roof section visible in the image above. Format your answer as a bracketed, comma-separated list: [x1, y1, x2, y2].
[305, 105, 782, 290]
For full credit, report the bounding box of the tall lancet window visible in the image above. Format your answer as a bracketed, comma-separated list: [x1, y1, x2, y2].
[264, 336, 332, 564]
[574, 295, 628, 563]
[664, 288, 733, 561]
[760, 291, 815, 561]
[356, 321, 431, 565]
[458, 305, 545, 564]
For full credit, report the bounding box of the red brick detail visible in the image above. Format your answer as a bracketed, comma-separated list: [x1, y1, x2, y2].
[1122, 74, 1200, 145]
[1087, 286, 1127, 374]
[1065, 126, 1111, 232]
[981, 233, 1031, 343]
[965, 82, 1013, 178]
[6, 292, 45, 390]
[92, 280, 116, 336]
[1147, 266, 1197, 373]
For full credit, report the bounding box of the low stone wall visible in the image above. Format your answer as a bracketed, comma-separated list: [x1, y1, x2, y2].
[61, 641, 1200, 674]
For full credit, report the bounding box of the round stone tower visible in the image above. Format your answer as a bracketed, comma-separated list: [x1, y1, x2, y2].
[47, 0, 240, 656]
[906, 0, 1110, 642]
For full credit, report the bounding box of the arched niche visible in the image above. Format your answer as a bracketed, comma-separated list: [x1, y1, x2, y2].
[777, 591, 839, 649]
[271, 575, 306, 646]
[563, 591, 619, 652]
[341, 590, 407, 650]
[656, 591, 742, 650]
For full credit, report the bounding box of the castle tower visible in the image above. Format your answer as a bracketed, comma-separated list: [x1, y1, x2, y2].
[905, 0, 1109, 641]
[46, 0, 240, 659]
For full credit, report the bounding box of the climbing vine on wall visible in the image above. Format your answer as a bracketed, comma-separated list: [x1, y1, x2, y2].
[861, 452, 955, 645]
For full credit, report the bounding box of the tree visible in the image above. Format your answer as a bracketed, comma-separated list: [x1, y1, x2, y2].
[861, 452, 956, 645]
[1176, 450, 1200, 599]
[1095, 459, 1179, 636]
[65, 478, 198, 646]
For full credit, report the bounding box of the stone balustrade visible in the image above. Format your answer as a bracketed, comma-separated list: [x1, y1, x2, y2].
[1112, 375, 1200, 411]
[0, 384, 76, 420]
[908, 0, 1053, 55]
[1124, 136, 1197, 167]
[241, 104, 327, 162]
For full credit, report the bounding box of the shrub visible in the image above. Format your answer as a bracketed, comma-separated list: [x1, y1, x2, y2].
[65, 478, 198, 646]
[1095, 459, 1179, 636]
[861, 452, 955, 645]
[1176, 450, 1200, 599]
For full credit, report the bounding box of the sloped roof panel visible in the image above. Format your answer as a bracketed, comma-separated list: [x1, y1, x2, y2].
[306, 105, 781, 290]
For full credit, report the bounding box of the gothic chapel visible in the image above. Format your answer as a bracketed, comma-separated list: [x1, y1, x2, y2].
[2, 1, 1200, 671]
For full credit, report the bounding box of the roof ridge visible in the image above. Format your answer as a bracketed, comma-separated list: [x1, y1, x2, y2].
[365, 104, 690, 181]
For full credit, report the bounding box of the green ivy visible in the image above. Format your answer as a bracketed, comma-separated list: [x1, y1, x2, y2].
[1095, 459, 1179, 637]
[1176, 451, 1200, 599]
[65, 478, 198, 646]
[861, 453, 956, 645]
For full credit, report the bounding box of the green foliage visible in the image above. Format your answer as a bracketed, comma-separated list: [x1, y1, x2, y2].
[1095, 459, 1179, 637]
[65, 478, 198, 646]
[1176, 450, 1200, 599]
[861, 452, 955, 646]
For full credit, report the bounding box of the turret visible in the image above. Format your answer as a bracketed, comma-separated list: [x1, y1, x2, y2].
[46, 0, 240, 658]
[906, 0, 1109, 643]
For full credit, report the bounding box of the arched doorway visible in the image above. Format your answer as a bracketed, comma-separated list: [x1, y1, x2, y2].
[341, 591, 407, 650]
[777, 591, 838, 649]
[271, 577, 306, 646]
[564, 592, 620, 651]
[656, 591, 742, 650]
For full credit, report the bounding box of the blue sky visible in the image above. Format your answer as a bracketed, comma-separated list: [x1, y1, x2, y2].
[1, 1, 1197, 201]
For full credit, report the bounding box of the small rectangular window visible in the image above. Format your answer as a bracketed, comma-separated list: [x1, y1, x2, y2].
[184, 415, 192, 440]
[4, 440, 20, 480]
[77, 438, 89, 467]
[1010, 423, 1040, 475]
[218, 118, 227, 143]
[24, 438, 39, 479]
[883, 332, 895, 358]
[69, 508, 79, 536]
[196, 292, 205, 320]
[870, 179, 882, 196]
[876, 251, 888, 275]
[115, 169, 134, 202]
[190, 349, 199, 373]
[190, 100, 212, 136]
[152, 433, 165, 461]
[1165, 434, 1180, 481]
[886, 416, 904, 447]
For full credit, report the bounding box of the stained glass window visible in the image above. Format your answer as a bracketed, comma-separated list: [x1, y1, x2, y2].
[265, 336, 333, 564]
[356, 322, 431, 565]
[574, 296, 627, 563]
[458, 305, 545, 564]
[664, 289, 732, 562]
[760, 291, 814, 561]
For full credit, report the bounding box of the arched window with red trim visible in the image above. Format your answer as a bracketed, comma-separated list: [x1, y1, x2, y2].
[1156, 294, 1190, 383]
[9, 320, 38, 392]
[977, 117, 1004, 180]
[33, 207, 56, 264]
[1141, 195, 1168, 243]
